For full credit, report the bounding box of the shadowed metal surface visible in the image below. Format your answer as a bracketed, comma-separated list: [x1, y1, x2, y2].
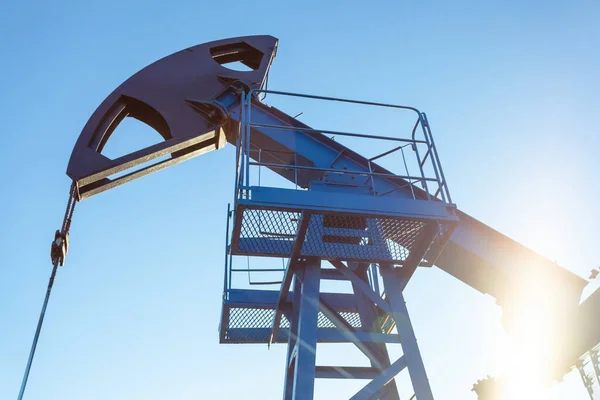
[67, 35, 277, 198]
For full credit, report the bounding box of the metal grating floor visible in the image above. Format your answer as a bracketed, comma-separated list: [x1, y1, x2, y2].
[233, 207, 431, 264]
[221, 305, 396, 344]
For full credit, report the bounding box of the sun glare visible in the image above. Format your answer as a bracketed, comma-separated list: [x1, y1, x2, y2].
[492, 267, 571, 399]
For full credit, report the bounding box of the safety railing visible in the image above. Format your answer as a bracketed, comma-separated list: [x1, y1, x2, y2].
[233, 89, 452, 209]
[222, 204, 288, 296]
[225, 89, 454, 297]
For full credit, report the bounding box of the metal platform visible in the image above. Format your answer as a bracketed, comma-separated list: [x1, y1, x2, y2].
[231, 186, 457, 265]
[220, 289, 397, 344]
[220, 89, 459, 399]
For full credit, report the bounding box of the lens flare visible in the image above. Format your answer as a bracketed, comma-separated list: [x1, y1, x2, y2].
[493, 267, 573, 399]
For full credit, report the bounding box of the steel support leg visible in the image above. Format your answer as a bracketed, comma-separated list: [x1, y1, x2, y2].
[352, 263, 400, 400]
[282, 261, 433, 400]
[284, 275, 302, 400]
[287, 259, 321, 400]
[381, 265, 434, 400]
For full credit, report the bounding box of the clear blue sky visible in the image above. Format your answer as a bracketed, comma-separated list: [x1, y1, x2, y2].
[1, 1, 599, 399]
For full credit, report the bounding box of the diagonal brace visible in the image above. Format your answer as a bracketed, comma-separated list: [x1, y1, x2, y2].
[350, 356, 407, 400]
[270, 211, 312, 346]
[319, 297, 386, 370]
[330, 260, 391, 314]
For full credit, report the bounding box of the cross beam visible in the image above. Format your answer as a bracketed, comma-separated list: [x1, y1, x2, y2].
[281, 261, 434, 399]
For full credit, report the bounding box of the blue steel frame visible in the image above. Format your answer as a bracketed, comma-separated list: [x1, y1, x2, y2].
[220, 89, 457, 399]
[221, 257, 438, 399]
[63, 35, 599, 397]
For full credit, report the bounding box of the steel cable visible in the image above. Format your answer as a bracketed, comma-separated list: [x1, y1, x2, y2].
[17, 183, 77, 400]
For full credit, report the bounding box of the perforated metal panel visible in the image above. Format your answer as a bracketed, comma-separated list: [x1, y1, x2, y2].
[222, 305, 390, 343]
[236, 208, 300, 256]
[317, 311, 363, 329]
[234, 207, 430, 264]
[221, 305, 398, 344]
[222, 306, 290, 343]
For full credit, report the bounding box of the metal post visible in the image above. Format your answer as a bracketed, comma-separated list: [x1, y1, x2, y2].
[400, 146, 416, 199]
[370, 264, 380, 295]
[223, 203, 231, 295]
[284, 275, 302, 400]
[244, 91, 251, 198]
[381, 266, 434, 400]
[233, 92, 244, 207]
[291, 259, 321, 399]
[421, 114, 452, 204]
[418, 114, 445, 202]
[411, 118, 431, 199]
[352, 264, 400, 400]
